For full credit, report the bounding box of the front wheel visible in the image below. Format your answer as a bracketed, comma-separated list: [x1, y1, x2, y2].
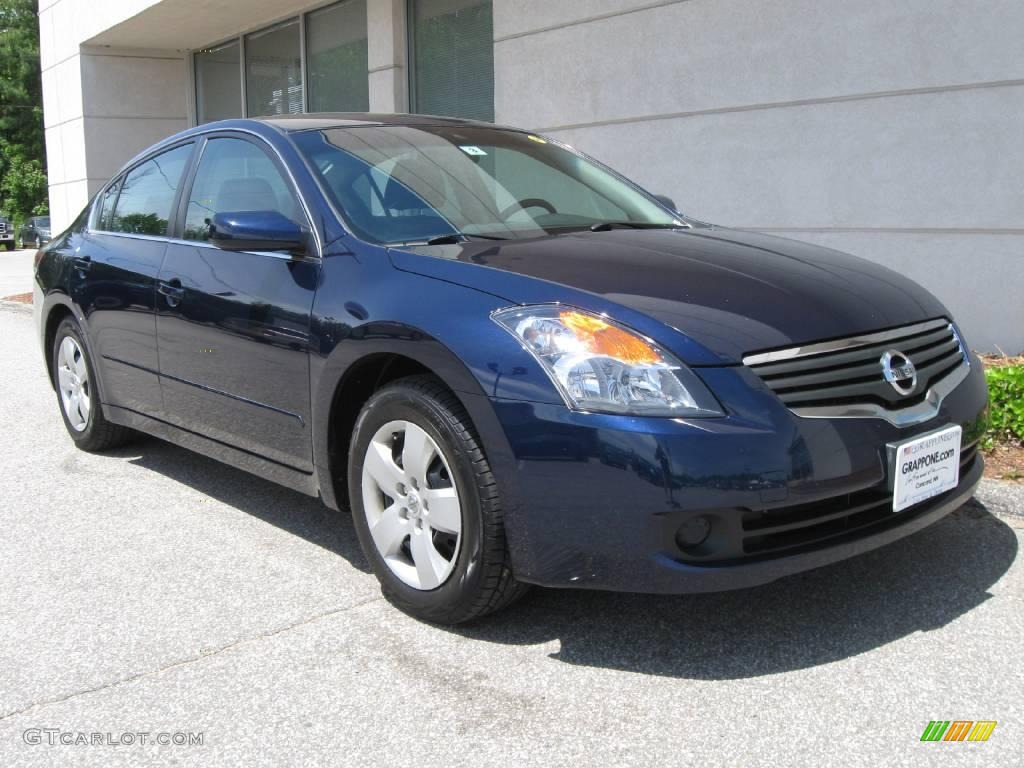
[348, 375, 528, 624]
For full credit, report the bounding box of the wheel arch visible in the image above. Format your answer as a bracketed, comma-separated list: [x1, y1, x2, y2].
[41, 294, 85, 390]
[39, 292, 111, 410]
[313, 329, 521, 519]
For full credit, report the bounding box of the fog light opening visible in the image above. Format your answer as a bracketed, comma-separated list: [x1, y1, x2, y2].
[676, 515, 712, 552]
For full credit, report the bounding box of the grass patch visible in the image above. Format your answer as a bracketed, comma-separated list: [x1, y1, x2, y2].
[981, 361, 1024, 451]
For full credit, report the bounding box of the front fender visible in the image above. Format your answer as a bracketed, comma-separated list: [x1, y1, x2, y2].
[309, 246, 551, 523]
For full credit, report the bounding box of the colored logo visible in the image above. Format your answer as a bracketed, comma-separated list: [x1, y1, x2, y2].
[920, 721, 997, 742]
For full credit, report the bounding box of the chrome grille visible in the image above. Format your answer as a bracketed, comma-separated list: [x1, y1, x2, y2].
[0, 222, 6, 234]
[743, 318, 969, 421]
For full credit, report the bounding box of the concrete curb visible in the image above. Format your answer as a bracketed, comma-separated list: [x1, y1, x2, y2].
[0, 299, 32, 315]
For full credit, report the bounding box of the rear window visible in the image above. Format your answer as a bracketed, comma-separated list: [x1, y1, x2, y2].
[107, 143, 193, 236]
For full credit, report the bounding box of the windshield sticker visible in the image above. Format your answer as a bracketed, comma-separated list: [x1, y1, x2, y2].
[459, 145, 488, 156]
[527, 135, 547, 144]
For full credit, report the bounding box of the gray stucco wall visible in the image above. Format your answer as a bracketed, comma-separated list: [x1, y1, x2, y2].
[493, 0, 1024, 352]
[41, 0, 1023, 351]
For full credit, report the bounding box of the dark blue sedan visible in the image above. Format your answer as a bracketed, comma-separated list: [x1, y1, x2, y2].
[33, 114, 988, 623]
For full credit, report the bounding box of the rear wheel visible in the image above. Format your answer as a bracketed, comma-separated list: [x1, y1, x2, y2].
[51, 317, 134, 451]
[348, 375, 528, 624]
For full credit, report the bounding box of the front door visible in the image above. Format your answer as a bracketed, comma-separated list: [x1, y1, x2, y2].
[155, 135, 319, 472]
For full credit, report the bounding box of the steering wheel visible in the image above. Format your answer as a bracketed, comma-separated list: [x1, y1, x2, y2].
[499, 197, 558, 220]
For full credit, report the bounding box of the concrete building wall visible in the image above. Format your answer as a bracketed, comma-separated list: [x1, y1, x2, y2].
[40, 0, 407, 232]
[39, 0, 190, 230]
[39, 0, 1024, 351]
[493, 0, 1024, 352]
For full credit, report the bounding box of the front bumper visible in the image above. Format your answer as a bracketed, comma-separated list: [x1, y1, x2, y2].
[484, 358, 989, 593]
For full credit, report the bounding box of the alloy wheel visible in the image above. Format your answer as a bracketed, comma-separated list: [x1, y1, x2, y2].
[360, 420, 462, 590]
[57, 336, 91, 431]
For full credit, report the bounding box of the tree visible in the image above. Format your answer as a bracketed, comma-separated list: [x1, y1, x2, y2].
[0, 0, 46, 224]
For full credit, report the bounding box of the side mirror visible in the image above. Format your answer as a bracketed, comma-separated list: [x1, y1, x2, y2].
[652, 194, 679, 213]
[208, 211, 306, 254]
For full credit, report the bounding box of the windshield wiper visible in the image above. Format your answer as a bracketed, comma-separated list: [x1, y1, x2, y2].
[424, 231, 512, 245]
[589, 221, 693, 232]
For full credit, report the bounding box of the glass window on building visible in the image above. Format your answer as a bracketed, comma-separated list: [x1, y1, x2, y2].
[195, 40, 242, 123]
[245, 19, 302, 117]
[307, 0, 370, 112]
[410, 0, 494, 122]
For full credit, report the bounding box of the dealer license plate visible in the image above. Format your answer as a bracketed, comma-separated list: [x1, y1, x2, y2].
[890, 425, 962, 512]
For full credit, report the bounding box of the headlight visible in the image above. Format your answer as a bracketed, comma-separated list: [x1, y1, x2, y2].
[492, 305, 723, 417]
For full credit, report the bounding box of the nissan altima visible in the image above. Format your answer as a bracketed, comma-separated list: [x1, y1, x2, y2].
[33, 114, 988, 623]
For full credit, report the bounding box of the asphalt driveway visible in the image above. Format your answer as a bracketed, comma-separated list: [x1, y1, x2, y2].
[0, 302, 1021, 767]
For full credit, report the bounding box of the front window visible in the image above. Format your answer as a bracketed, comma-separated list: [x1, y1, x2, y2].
[293, 125, 680, 245]
[183, 137, 301, 242]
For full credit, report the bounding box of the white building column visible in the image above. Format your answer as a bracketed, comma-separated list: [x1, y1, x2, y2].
[367, 0, 409, 113]
[40, 44, 189, 230]
[40, 0, 192, 231]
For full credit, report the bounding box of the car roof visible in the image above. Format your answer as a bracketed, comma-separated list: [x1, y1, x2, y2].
[114, 113, 528, 183]
[253, 112, 510, 133]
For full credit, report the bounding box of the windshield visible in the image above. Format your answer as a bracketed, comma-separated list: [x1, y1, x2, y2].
[292, 125, 681, 245]
[38, 217, 50, 228]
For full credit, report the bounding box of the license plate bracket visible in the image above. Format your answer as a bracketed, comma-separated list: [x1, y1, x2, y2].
[889, 425, 962, 512]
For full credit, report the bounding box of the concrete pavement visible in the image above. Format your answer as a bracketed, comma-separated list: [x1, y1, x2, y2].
[0, 248, 35, 299]
[0, 304, 1021, 767]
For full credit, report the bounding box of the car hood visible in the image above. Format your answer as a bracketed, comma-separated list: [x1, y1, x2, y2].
[389, 227, 949, 364]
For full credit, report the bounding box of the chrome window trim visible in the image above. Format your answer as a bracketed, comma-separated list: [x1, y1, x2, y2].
[82, 230, 315, 263]
[742, 317, 951, 366]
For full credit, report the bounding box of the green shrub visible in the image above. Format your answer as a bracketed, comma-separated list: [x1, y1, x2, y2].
[983, 364, 1024, 450]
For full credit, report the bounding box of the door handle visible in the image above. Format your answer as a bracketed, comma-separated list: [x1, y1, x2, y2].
[158, 279, 185, 307]
[73, 255, 92, 273]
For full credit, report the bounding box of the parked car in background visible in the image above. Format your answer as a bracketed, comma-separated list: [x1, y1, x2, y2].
[33, 114, 989, 624]
[20, 216, 51, 250]
[0, 215, 15, 250]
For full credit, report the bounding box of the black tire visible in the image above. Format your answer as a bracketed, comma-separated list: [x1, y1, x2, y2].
[2, 241, 13, 251]
[348, 375, 528, 624]
[51, 317, 135, 451]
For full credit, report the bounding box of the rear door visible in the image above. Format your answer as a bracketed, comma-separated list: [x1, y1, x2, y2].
[70, 142, 195, 417]
[155, 134, 319, 471]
